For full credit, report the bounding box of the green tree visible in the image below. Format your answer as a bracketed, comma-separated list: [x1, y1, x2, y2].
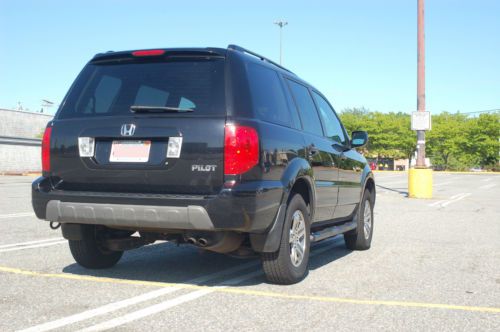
[340, 109, 415, 161]
[340, 108, 499, 171]
[463, 113, 500, 168]
[427, 112, 468, 169]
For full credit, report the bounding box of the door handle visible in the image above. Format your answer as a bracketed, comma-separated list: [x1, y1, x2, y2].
[308, 144, 319, 157]
[309, 144, 319, 156]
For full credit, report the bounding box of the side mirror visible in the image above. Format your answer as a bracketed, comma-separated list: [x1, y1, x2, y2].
[351, 131, 368, 148]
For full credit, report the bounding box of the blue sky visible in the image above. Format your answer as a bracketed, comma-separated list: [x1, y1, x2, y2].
[1, 0, 498, 115]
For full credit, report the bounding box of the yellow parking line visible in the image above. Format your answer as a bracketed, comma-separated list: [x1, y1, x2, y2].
[1, 265, 499, 314]
[222, 288, 500, 313]
[0, 266, 184, 289]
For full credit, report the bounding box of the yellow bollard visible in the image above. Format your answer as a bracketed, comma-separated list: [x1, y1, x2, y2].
[408, 168, 433, 198]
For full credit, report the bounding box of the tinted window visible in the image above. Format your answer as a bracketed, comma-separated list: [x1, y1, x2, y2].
[312, 92, 346, 144]
[134, 85, 170, 107]
[287, 80, 323, 135]
[58, 59, 225, 119]
[82, 75, 121, 114]
[247, 63, 291, 126]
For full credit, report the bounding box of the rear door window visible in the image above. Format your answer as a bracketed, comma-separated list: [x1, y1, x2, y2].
[286, 80, 323, 135]
[246, 62, 292, 127]
[58, 58, 225, 119]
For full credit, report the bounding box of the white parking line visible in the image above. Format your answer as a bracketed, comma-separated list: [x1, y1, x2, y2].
[0, 240, 67, 253]
[428, 193, 463, 207]
[0, 182, 33, 186]
[428, 193, 471, 208]
[79, 271, 263, 332]
[0, 237, 64, 249]
[18, 260, 260, 332]
[441, 193, 471, 207]
[20, 242, 338, 332]
[79, 243, 336, 331]
[381, 178, 461, 189]
[479, 183, 497, 190]
[433, 181, 455, 187]
[0, 212, 35, 219]
[376, 180, 408, 186]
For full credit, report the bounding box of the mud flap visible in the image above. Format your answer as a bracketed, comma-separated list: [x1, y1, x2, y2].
[249, 204, 287, 253]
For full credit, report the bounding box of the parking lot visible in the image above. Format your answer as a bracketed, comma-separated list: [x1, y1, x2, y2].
[0, 172, 499, 331]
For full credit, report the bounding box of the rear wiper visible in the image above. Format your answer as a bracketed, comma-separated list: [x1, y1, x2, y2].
[130, 105, 194, 113]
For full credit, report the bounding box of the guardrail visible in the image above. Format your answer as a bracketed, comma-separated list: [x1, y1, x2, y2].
[0, 136, 41, 146]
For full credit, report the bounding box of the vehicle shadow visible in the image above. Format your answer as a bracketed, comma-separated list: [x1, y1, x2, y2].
[62, 237, 352, 287]
[376, 184, 408, 197]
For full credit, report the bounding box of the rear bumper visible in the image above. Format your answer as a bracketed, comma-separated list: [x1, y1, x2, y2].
[32, 176, 284, 233]
[46, 200, 215, 230]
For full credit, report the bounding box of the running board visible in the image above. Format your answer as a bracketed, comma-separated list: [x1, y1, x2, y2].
[310, 220, 357, 242]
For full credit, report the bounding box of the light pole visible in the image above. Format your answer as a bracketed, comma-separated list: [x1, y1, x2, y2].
[408, 0, 433, 199]
[274, 20, 288, 65]
[41, 99, 54, 114]
[416, 0, 426, 167]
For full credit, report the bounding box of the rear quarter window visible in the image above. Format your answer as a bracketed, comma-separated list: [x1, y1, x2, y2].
[58, 58, 225, 119]
[246, 62, 292, 127]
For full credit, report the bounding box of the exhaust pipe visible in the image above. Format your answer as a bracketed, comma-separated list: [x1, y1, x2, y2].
[186, 237, 197, 245]
[184, 232, 244, 253]
[197, 238, 209, 247]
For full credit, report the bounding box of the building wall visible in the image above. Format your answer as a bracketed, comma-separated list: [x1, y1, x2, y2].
[0, 144, 42, 173]
[0, 109, 53, 173]
[0, 108, 53, 138]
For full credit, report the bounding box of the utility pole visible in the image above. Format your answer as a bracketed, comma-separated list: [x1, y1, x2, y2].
[416, 0, 426, 167]
[274, 20, 288, 65]
[408, 0, 432, 199]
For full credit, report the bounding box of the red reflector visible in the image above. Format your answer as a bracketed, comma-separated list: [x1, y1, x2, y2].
[41, 126, 52, 173]
[132, 50, 165, 57]
[224, 125, 259, 175]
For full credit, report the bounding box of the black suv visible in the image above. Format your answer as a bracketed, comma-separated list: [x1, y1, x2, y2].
[32, 45, 375, 284]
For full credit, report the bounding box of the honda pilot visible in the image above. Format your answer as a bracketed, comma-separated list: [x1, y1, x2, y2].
[32, 45, 375, 284]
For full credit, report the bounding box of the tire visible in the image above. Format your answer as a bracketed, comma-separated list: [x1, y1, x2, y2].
[344, 189, 374, 250]
[68, 225, 123, 269]
[261, 194, 311, 284]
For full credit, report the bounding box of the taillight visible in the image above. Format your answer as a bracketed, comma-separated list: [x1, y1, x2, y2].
[132, 50, 165, 57]
[41, 126, 52, 173]
[224, 125, 259, 175]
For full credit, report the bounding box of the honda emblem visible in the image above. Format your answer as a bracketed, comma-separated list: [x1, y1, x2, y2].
[121, 124, 136, 136]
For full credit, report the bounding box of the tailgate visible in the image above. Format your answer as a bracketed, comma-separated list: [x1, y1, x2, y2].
[50, 116, 225, 195]
[48, 52, 226, 195]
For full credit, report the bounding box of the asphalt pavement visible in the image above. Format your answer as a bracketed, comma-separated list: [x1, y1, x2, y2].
[0, 172, 499, 331]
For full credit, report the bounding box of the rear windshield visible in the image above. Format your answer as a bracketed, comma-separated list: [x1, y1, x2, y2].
[57, 58, 225, 119]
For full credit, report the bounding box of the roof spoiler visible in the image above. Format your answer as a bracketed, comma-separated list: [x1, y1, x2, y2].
[92, 48, 226, 62]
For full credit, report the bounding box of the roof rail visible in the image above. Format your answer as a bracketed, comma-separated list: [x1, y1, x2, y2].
[227, 44, 295, 75]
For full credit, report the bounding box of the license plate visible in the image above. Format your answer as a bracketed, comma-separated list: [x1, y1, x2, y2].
[110, 140, 151, 162]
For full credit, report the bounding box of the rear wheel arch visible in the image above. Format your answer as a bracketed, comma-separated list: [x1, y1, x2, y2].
[288, 176, 315, 220]
[280, 157, 315, 219]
